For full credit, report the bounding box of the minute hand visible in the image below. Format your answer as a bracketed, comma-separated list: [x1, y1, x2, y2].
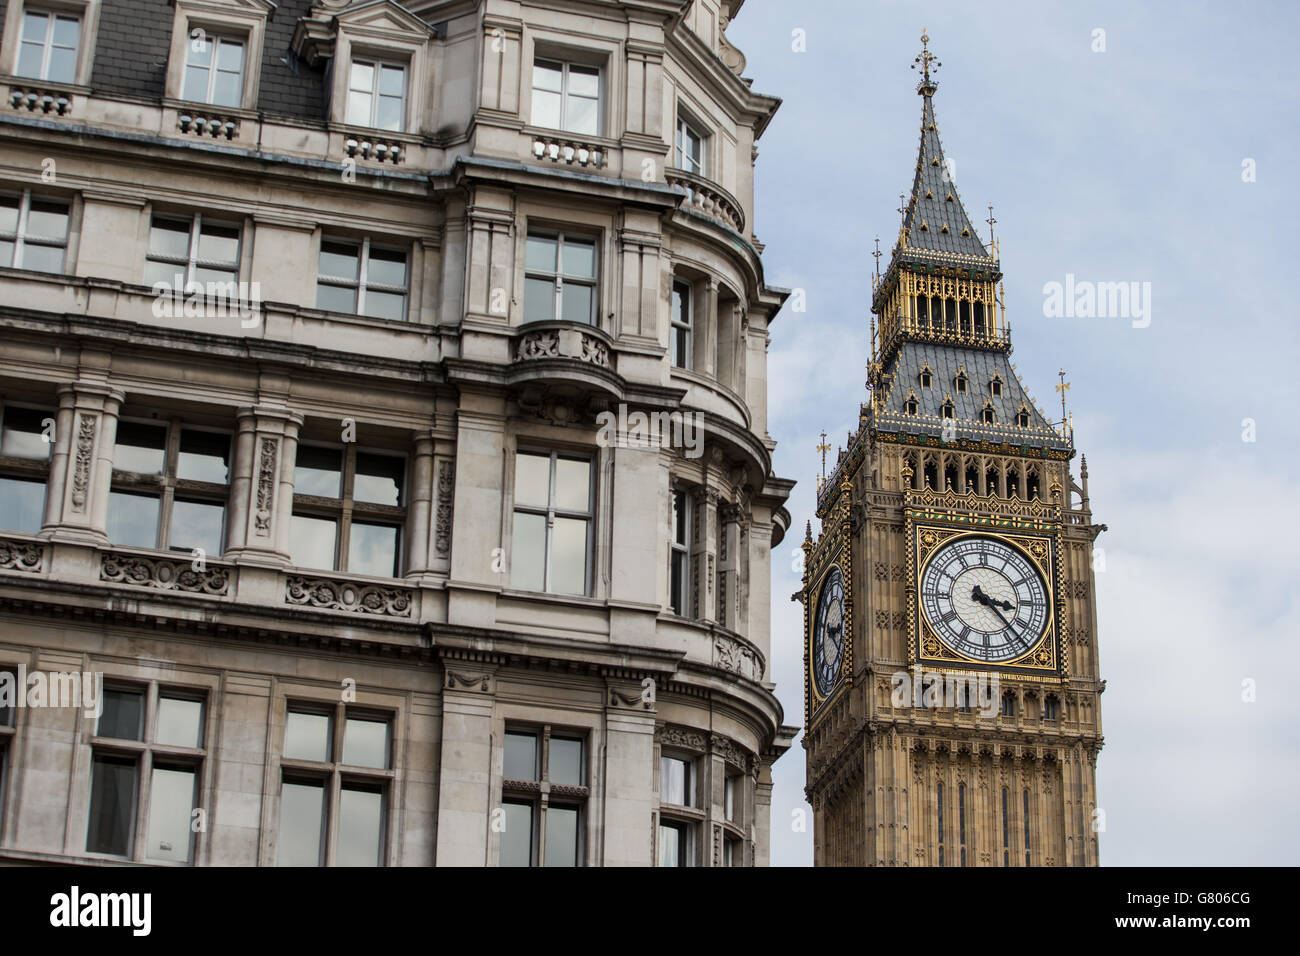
[988, 602, 1017, 636]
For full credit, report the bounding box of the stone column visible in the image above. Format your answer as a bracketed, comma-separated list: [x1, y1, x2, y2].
[601, 683, 656, 866]
[718, 503, 740, 631]
[696, 277, 718, 377]
[690, 487, 718, 622]
[404, 433, 435, 577]
[224, 405, 302, 565]
[435, 665, 497, 866]
[43, 380, 125, 543]
[752, 756, 774, 867]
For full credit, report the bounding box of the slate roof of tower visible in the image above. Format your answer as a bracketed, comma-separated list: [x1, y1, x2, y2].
[897, 84, 998, 266]
[873, 342, 1071, 453]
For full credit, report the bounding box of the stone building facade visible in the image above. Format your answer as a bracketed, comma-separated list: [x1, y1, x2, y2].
[0, 0, 795, 866]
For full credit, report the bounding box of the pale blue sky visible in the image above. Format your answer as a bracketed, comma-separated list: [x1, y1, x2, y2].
[729, 0, 1300, 866]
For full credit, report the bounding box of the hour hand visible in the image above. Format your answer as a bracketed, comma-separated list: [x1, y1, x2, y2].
[971, 584, 990, 606]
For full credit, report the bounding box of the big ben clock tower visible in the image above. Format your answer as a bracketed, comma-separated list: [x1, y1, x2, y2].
[799, 34, 1106, 866]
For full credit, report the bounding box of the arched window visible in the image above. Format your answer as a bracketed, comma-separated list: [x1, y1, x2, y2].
[905, 397, 918, 415]
[1001, 692, 1016, 718]
[1016, 408, 1030, 428]
[941, 400, 955, 419]
[990, 376, 1003, 398]
[923, 459, 939, 491]
[965, 463, 978, 494]
[937, 782, 945, 867]
[1044, 695, 1059, 721]
[919, 364, 932, 389]
[955, 372, 967, 393]
[981, 405, 995, 424]
[944, 460, 958, 492]
[985, 463, 999, 497]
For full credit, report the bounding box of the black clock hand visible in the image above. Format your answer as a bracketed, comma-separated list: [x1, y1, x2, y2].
[971, 585, 990, 606]
[988, 602, 1017, 635]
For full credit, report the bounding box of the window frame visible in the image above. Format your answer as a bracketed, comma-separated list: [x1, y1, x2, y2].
[674, 113, 707, 176]
[85, 681, 209, 865]
[499, 724, 589, 867]
[144, 212, 241, 289]
[289, 441, 408, 579]
[657, 751, 702, 867]
[181, 32, 246, 108]
[509, 447, 594, 597]
[669, 487, 691, 616]
[276, 701, 396, 867]
[670, 278, 693, 369]
[315, 234, 410, 322]
[13, 5, 81, 84]
[344, 55, 408, 132]
[106, 418, 232, 558]
[530, 57, 602, 137]
[0, 189, 71, 273]
[522, 228, 600, 326]
[0, 402, 55, 535]
[164, 2, 270, 114]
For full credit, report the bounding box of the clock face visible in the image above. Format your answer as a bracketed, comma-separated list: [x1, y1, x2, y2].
[812, 566, 845, 696]
[919, 535, 1050, 663]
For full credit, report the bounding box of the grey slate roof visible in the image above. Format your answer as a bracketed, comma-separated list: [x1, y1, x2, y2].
[874, 341, 1072, 453]
[899, 91, 997, 264]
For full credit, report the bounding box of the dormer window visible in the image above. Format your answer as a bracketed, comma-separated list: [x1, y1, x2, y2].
[919, 366, 932, 389]
[346, 58, 407, 132]
[981, 403, 995, 424]
[532, 58, 600, 136]
[183, 34, 244, 107]
[1016, 407, 1030, 428]
[905, 393, 919, 415]
[990, 376, 1003, 398]
[16, 7, 80, 83]
[941, 400, 954, 419]
[955, 372, 967, 393]
[165, 0, 272, 114]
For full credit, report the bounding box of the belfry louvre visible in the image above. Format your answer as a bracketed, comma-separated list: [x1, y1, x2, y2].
[0, 0, 795, 867]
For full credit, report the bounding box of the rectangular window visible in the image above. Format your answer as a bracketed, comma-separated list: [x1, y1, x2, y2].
[670, 488, 690, 615]
[660, 755, 694, 808]
[277, 703, 393, 867]
[17, 8, 80, 83]
[290, 443, 406, 577]
[345, 59, 406, 132]
[531, 59, 600, 136]
[510, 449, 592, 596]
[144, 214, 240, 288]
[0, 404, 53, 534]
[723, 835, 741, 866]
[107, 420, 231, 557]
[670, 280, 692, 368]
[182, 34, 245, 107]
[523, 231, 598, 324]
[87, 684, 206, 863]
[316, 236, 409, 322]
[500, 724, 588, 867]
[0, 191, 70, 273]
[657, 819, 692, 867]
[725, 773, 739, 822]
[675, 115, 705, 175]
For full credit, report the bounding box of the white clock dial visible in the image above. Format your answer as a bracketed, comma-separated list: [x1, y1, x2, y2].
[919, 536, 1049, 663]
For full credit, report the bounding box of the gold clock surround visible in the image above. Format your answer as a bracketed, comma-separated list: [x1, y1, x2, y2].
[906, 517, 1069, 684]
[802, 481, 855, 725]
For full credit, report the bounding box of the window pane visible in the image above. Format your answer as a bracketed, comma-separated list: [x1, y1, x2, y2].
[554, 457, 590, 512]
[156, 697, 204, 748]
[277, 780, 325, 866]
[510, 511, 545, 591]
[1, 407, 51, 459]
[342, 717, 389, 769]
[366, 247, 407, 288]
[149, 218, 192, 259]
[560, 283, 593, 323]
[16, 41, 43, 81]
[354, 453, 404, 506]
[319, 241, 360, 280]
[294, 445, 342, 498]
[182, 64, 209, 103]
[113, 421, 167, 474]
[376, 94, 403, 132]
[725, 776, 737, 821]
[525, 234, 557, 274]
[47, 42, 76, 83]
[0, 669, 14, 727]
[660, 756, 688, 806]
[193, 264, 237, 285]
[379, 65, 405, 97]
[146, 766, 195, 862]
[198, 223, 239, 265]
[168, 498, 224, 556]
[346, 89, 373, 127]
[188, 36, 213, 68]
[657, 823, 681, 867]
[144, 259, 186, 288]
[349, 60, 375, 93]
[0, 239, 12, 268]
[99, 688, 144, 740]
[284, 711, 331, 762]
[347, 522, 398, 577]
[501, 802, 533, 867]
[550, 517, 588, 595]
[549, 737, 582, 786]
[561, 238, 595, 278]
[290, 514, 337, 570]
[672, 490, 688, 544]
[532, 61, 563, 93]
[177, 429, 230, 483]
[216, 39, 244, 73]
[567, 65, 599, 98]
[523, 277, 555, 322]
[317, 282, 358, 314]
[87, 755, 138, 856]
[21, 12, 48, 42]
[106, 491, 160, 549]
[338, 786, 385, 866]
[0, 195, 17, 233]
[53, 16, 80, 48]
[0, 477, 44, 534]
[532, 89, 561, 129]
[26, 201, 69, 240]
[363, 289, 406, 322]
[22, 243, 64, 273]
[503, 731, 536, 781]
[513, 452, 551, 509]
[544, 806, 579, 867]
[565, 95, 598, 135]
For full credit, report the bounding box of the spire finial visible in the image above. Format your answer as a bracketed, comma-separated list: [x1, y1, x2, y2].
[986, 202, 997, 244]
[816, 430, 831, 491]
[1055, 368, 1071, 433]
[912, 29, 940, 94]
